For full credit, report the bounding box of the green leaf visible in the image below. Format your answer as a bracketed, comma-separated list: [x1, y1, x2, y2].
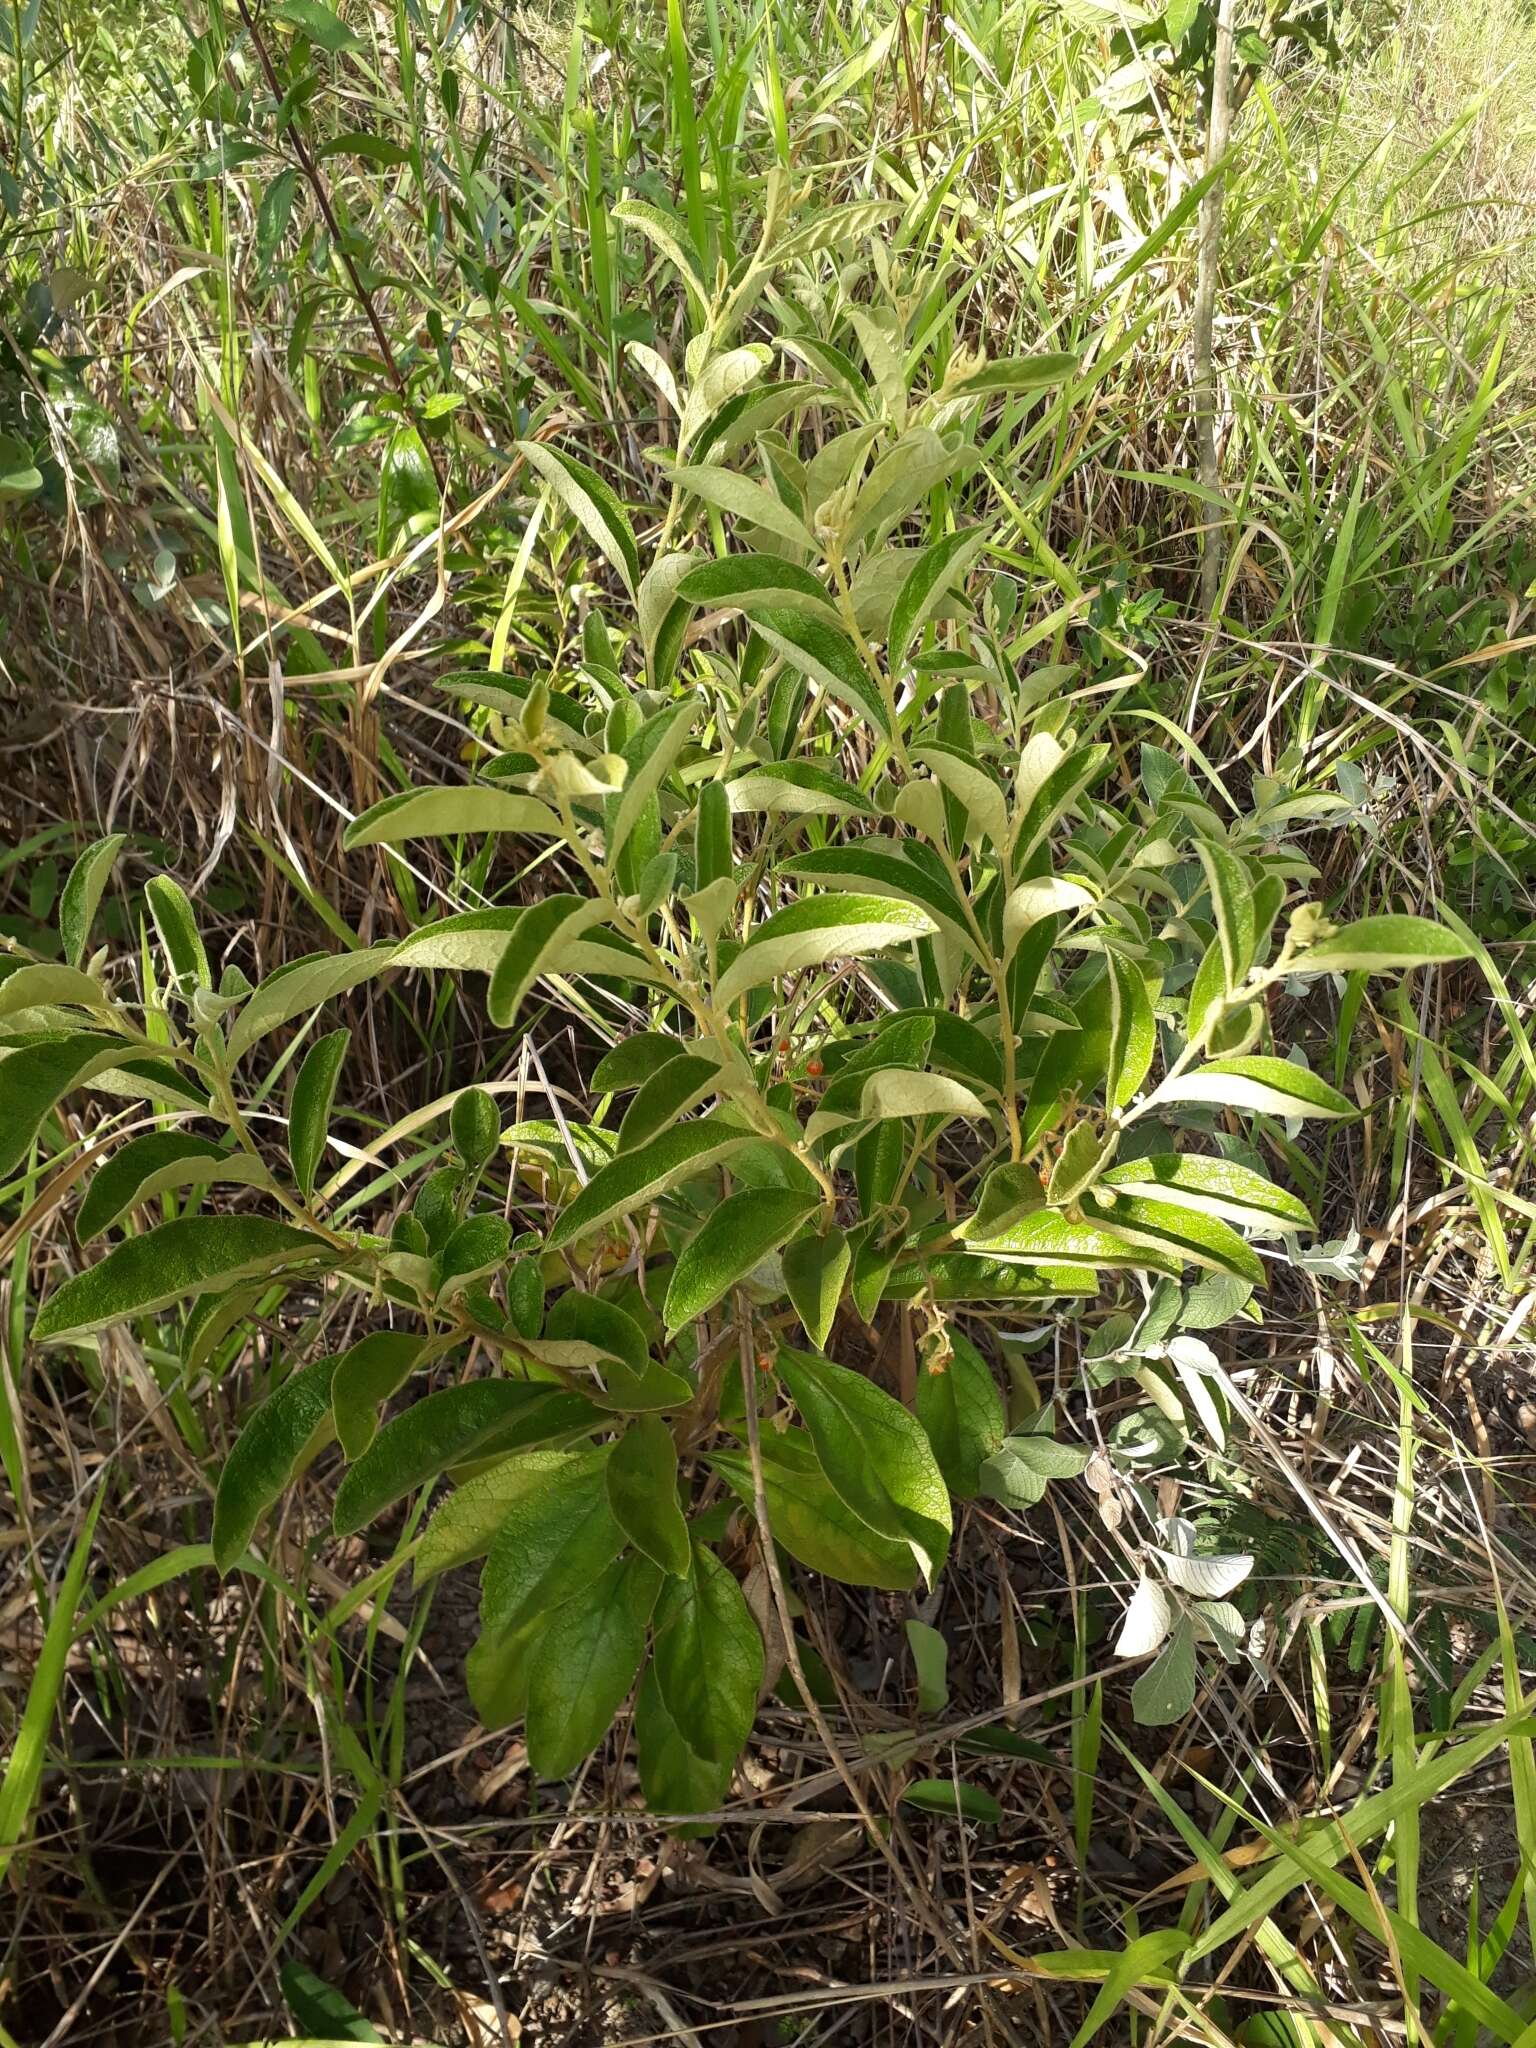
[449, 1086, 502, 1170]
[416, 1448, 600, 1582]
[1012, 742, 1111, 863]
[392, 910, 658, 986]
[1002, 875, 1095, 962]
[226, 946, 396, 1059]
[288, 1026, 348, 1200]
[274, 0, 362, 50]
[1130, 1613, 1197, 1726]
[279, 1960, 381, 2042]
[750, 610, 891, 735]
[0, 964, 104, 1019]
[518, 440, 639, 595]
[546, 1116, 755, 1251]
[858, 1068, 987, 1123]
[902, 1778, 1002, 1824]
[1194, 838, 1257, 992]
[946, 352, 1076, 396]
[34, 1216, 330, 1343]
[726, 761, 874, 819]
[330, 1331, 424, 1460]
[779, 846, 974, 953]
[612, 197, 709, 312]
[980, 1430, 1090, 1508]
[212, 1352, 340, 1570]
[334, 1381, 593, 1534]
[0, 1486, 104, 1886]
[59, 834, 126, 969]
[527, 1553, 661, 1777]
[1295, 914, 1473, 975]
[676, 554, 839, 623]
[591, 1032, 692, 1093]
[905, 1618, 950, 1713]
[606, 1417, 691, 1577]
[610, 701, 697, 870]
[487, 893, 607, 1028]
[480, 1450, 623, 1635]
[958, 1207, 1181, 1276]
[664, 1187, 818, 1333]
[145, 875, 209, 988]
[776, 1348, 951, 1582]
[888, 527, 991, 673]
[711, 1433, 918, 1590]
[1098, 1154, 1312, 1233]
[915, 1330, 1005, 1498]
[343, 785, 562, 851]
[1155, 1055, 1354, 1120]
[635, 1661, 734, 1819]
[617, 1053, 721, 1150]
[75, 1132, 266, 1241]
[653, 1542, 765, 1764]
[714, 896, 936, 1008]
[437, 1214, 512, 1293]
[781, 1227, 849, 1350]
[1084, 1193, 1264, 1283]
[665, 462, 816, 552]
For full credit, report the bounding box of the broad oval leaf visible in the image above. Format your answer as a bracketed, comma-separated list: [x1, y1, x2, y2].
[1115, 1576, 1174, 1658]
[330, 1330, 425, 1460]
[1154, 1055, 1353, 1120]
[213, 1351, 339, 1570]
[0, 1031, 145, 1180]
[591, 1032, 693, 1093]
[781, 1227, 850, 1351]
[652, 1542, 765, 1764]
[665, 463, 816, 553]
[606, 1416, 691, 1577]
[342, 786, 563, 851]
[676, 553, 839, 623]
[714, 896, 936, 1008]
[487, 893, 607, 1029]
[1295, 914, 1472, 975]
[1130, 1613, 1198, 1726]
[776, 1347, 951, 1583]
[635, 1660, 735, 1818]
[888, 527, 991, 672]
[751, 609, 892, 735]
[59, 834, 127, 970]
[711, 1433, 917, 1591]
[333, 1380, 597, 1534]
[33, 1216, 331, 1343]
[546, 1117, 756, 1251]
[915, 1331, 1005, 1499]
[517, 439, 640, 595]
[288, 1026, 348, 1200]
[526, 1553, 660, 1777]
[664, 1186, 819, 1333]
[480, 1450, 622, 1636]
[1099, 1153, 1313, 1234]
[227, 946, 395, 1059]
[75, 1132, 266, 1242]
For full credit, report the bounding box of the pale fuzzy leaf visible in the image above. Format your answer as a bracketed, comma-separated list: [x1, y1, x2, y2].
[1115, 1575, 1173, 1658]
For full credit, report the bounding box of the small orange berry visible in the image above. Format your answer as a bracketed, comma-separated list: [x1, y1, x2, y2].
[756, 1351, 775, 1373]
[777, 1038, 791, 1052]
[806, 1057, 824, 1077]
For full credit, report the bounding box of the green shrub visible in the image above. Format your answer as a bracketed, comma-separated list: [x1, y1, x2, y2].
[7, 198, 1471, 1807]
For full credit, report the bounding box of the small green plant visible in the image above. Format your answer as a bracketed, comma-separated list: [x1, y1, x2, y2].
[6, 194, 1472, 1809]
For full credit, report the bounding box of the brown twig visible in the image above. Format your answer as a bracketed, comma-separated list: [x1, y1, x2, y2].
[230, 0, 447, 504]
